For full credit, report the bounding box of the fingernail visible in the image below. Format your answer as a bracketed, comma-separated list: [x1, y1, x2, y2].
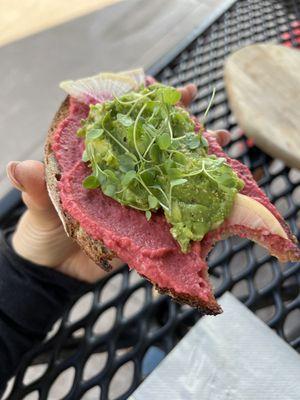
[6, 161, 25, 191]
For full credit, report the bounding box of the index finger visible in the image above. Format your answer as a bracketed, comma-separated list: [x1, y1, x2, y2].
[177, 84, 197, 107]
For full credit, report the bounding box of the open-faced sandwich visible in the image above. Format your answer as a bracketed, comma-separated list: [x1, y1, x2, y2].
[45, 69, 300, 315]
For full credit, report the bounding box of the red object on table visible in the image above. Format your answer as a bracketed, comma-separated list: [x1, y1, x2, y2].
[281, 20, 300, 48]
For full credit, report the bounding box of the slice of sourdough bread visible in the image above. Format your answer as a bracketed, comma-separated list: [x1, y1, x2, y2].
[44, 96, 221, 314]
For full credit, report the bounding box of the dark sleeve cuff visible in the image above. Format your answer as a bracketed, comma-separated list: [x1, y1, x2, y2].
[0, 228, 92, 337]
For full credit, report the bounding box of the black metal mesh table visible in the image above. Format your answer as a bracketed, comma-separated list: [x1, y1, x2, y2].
[1, 0, 300, 399]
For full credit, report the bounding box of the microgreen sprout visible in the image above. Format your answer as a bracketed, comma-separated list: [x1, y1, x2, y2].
[79, 83, 244, 252]
[202, 87, 216, 127]
[133, 103, 147, 161]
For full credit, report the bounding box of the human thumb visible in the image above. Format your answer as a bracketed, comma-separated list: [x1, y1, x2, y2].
[6, 160, 60, 228]
[6, 160, 76, 266]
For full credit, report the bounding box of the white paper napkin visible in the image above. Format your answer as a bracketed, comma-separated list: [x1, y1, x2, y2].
[130, 292, 300, 400]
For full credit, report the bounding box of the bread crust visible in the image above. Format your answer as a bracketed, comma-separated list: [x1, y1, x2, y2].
[44, 97, 114, 271]
[44, 96, 221, 314]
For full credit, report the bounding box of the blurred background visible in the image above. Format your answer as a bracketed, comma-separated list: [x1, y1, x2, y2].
[0, 0, 232, 198]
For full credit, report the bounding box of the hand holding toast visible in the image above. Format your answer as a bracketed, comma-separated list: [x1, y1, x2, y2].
[6, 84, 230, 283]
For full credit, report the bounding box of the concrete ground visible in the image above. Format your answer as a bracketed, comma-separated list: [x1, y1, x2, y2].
[0, 0, 234, 199]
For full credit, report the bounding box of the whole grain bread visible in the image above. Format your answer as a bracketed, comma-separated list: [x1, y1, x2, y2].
[44, 96, 221, 315]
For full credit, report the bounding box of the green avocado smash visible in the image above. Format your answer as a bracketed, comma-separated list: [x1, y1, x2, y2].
[77, 84, 244, 253]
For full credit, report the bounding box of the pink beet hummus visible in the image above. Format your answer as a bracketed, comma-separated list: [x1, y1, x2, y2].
[51, 97, 299, 307]
[52, 98, 214, 305]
